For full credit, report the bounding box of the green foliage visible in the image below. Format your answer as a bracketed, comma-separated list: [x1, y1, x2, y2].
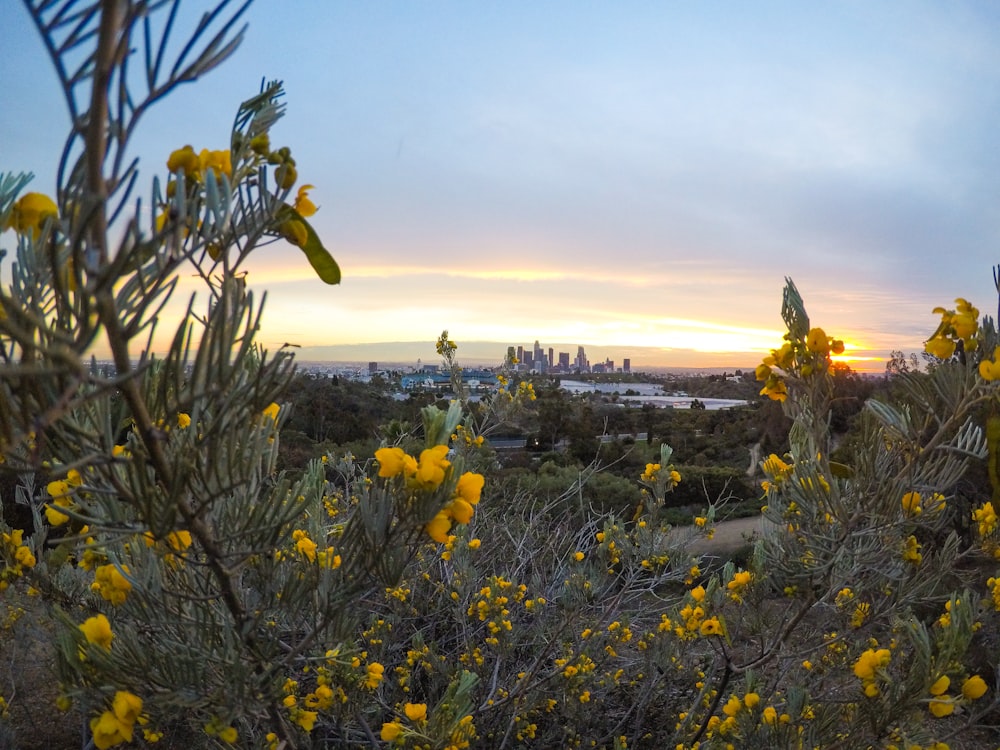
[665, 464, 757, 508]
[503, 462, 644, 520]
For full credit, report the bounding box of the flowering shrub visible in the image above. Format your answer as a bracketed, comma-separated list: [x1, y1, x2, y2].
[2, 3, 1000, 750]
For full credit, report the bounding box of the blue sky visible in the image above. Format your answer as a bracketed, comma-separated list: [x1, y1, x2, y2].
[3, 1, 1000, 368]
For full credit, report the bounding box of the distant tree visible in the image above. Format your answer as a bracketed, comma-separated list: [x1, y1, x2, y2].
[567, 404, 600, 463]
[829, 363, 876, 434]
[279, 374, 396, 445]
[534, 387, 573, 450]
[642, 403, 657, 444]
[885, 350, 921, 376]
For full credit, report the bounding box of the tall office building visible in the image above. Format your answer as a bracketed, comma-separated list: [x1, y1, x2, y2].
[532, 340, 544, 371]
[623, 358, 631, 373]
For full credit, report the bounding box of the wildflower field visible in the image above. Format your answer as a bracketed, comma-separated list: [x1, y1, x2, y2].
[2, 2, 1000, 749]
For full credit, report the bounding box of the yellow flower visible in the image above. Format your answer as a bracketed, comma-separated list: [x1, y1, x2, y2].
[951, 298, 979, 340]
[979, 345, 1000, 380]
[425, 511, 452, 543]
[294, 531, 318, 563]
[765, 342, 795, 369]
[851, 602, 871, 628]
[902, 535, 922, 565]
[176, 413, 191, 429]
[375, 447, 413, 479]
[573, 551, 585, 562]
[90, 710, 129, 749]
[14, 545, 35, 568]
[92, 564, 132, 606]
[167, 145, 200, 178]
[901, 491, 922, 515]
[973, 502, 998, 536]
[365, 662, 385, 689]
[699, 617, 723, 636]
[5, 192, 59, 238]
[640, 462, 660, 482]
[762, 454, 790, 477]
[759, 377, 788, 402]
[805, 327, 829, 354]
[762, 706, 778, 725]
[198, 148, 232, 180]
[722, 695, 742, 717]
[929, 675, 950, 695]
[924, 335, 955, 360]
[262, 402, 281, 423]
[295, 710, 317, 732]
[852, 648, 890, 680]
[218, 725, 238, 744]
[112, 691, 142, 727]
[45, 481, 75, 526]
[294, 184, 317, 217]
[447, 497, 475, 525]
[455, 472, 485, 505]
[47, 479, 72, 499]
[928, 696, 955, 717]
[962, 675, 988, 700]
[744, 692, 760, 709]
[87, 692, 143, 750]
[79, 613, 114, 650]
[381, 721, 404, 741]
[414, 445, 451, 489]
[404, 703, 427, 722]
[727, 571, 752, 600]
[165, 530, 192, 552]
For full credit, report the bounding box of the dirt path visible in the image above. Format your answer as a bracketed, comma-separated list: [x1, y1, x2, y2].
[674, 515, 776, 558]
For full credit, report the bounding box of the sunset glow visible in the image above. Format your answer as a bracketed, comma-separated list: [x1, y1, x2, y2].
[3, 2, 998, 370]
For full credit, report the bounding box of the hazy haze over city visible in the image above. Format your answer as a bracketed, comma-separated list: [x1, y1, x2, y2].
[3, 1, 999, 371]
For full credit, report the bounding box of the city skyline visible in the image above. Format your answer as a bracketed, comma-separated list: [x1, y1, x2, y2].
[289, 336, 866, 374]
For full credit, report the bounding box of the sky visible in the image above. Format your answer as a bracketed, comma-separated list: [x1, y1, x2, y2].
[2, 1, 1000, 371]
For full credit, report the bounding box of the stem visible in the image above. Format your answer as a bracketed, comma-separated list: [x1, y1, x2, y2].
[87, 0, 120, 268]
